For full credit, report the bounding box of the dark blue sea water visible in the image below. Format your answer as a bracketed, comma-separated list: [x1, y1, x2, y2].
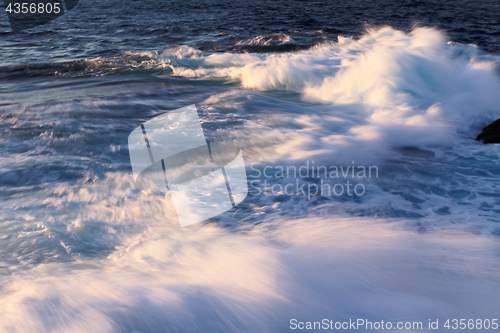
[1, 1, 500, 332]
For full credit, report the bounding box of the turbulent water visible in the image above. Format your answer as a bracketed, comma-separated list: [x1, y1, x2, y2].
[1, 0, 500, 332]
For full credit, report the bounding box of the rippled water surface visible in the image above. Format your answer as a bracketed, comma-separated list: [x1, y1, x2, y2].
[1, 1, 500, 332]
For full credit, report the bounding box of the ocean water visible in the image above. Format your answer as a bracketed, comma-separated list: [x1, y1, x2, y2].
[1, 1, 500, 332]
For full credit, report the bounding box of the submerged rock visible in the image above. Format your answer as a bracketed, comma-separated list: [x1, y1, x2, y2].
[476, 119, 500, 144]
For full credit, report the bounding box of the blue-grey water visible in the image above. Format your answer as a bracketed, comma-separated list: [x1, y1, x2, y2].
[1, 1, 500, 332]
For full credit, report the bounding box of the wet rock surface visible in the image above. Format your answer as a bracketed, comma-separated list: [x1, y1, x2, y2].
[476, 119, 500, 144]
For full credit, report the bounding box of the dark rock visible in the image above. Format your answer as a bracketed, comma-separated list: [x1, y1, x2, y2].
[476, 119, 500, 144]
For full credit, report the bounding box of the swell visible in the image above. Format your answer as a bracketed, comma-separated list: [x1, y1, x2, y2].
[0, 31, 327, 79]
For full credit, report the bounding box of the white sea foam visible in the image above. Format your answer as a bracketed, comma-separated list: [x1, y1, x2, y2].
[2, 27, 500, 332]
[1, 216, 500, 332]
